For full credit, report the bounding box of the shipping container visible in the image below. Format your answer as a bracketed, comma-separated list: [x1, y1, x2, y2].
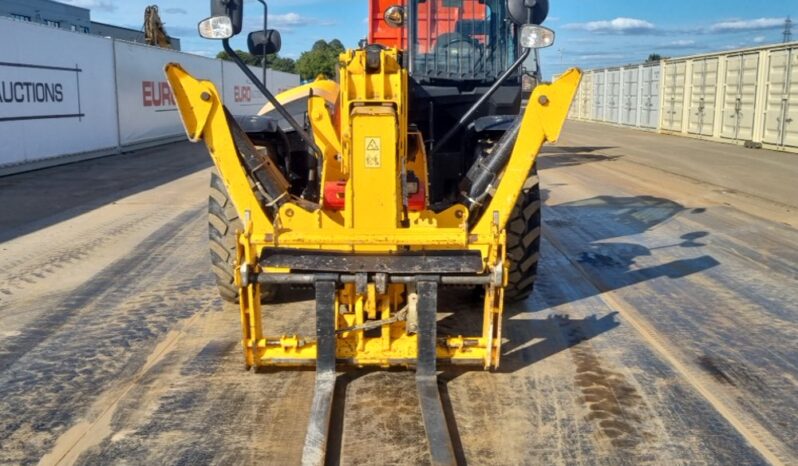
[662, 61, 687, 132]
[763, 46, 798, 148]
[606, 68, 621, 124]
[720, 52, 759, 141]
[579, 71, 594, 120]
[640, 64, 660, 128]
[562, 42, 798, 153]
[593, 70, 606, 121]
[688, 57, 719, 136]
[622, 67, 639, 126]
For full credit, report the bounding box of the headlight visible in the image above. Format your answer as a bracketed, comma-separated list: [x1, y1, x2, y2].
[519, 25, 555, 49]
[384, 5, 405, 28]
[198, 16, 233, 40]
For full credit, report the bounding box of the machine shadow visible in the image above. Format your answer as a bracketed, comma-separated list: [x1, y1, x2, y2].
[538, 145, 621, 169]
[438, 194, 719, 374]
[497, 312, 620, 373]
[530, 194, 719, 312]
[0, 142, 210, 243]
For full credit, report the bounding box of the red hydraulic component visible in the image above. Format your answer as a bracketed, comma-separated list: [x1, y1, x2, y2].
[324, 181, 346, 210]
[408, 184, 426, 211]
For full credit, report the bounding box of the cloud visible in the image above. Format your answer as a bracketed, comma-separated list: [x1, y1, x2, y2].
[721, 43, 745, 50]
[59, 0, 117, 12]
[565, 17, 655, 35]
[577, 52, 626, 60]
[163, 8, 188, 15]
[657, 39, 701, 50]
[268, 12, 334, 29]
[709, 18, 785, 33]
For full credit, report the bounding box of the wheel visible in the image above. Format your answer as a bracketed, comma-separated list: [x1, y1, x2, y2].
[208, 169, 277, 303]
[503, 164, 541, 302]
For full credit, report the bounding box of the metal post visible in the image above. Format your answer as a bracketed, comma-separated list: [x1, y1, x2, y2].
[256, 0, 268, 87]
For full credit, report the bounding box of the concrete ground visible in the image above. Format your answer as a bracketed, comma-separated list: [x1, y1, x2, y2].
[0, 123, 796, 465]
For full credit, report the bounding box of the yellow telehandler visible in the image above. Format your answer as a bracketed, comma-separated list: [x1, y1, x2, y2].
[165, 0, 579, 463]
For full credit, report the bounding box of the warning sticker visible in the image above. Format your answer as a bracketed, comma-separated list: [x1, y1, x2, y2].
[365, 137, 381, 168]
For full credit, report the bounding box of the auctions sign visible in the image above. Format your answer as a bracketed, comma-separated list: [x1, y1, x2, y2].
[0, 62, 83, 122]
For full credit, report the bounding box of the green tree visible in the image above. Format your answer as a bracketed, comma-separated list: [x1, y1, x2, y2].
[269, 56, 297, 73]
[216, 50, 296, 73]
[646, 53, 664, 63]
[295, 39, 346, 80]
[217, 49, 260, 66]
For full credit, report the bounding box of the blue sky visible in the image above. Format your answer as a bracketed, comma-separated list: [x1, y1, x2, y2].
[64, 0, 796, 77]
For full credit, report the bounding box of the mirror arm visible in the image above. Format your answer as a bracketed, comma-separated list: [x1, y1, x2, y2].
[431, 47, 531, 155]
[222, 39, 322, 160]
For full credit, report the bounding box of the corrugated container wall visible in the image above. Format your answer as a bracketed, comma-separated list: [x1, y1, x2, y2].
[566, 42, 798, 153]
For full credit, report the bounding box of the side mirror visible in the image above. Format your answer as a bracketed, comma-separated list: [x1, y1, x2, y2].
[198, 0, 243, 39]
[506, 0, 549, 25]
[248, 29, 282, 56]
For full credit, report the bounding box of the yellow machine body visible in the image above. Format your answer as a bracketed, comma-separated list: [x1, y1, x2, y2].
[165, 49, 580, 370]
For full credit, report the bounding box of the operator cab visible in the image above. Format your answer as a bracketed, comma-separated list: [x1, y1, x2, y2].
[369, 0, 551, 202]
[370, 0, 548, 83]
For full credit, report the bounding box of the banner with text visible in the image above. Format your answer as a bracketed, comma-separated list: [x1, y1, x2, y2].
[221, 62, 300, 116]
[0, 19, 118, 166]
[0, 18, 301, 171]
[114, 41, 223, 146]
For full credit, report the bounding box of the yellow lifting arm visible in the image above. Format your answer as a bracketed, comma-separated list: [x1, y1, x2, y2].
[472, 67, 582, 237]
[164, 63, 274, 239]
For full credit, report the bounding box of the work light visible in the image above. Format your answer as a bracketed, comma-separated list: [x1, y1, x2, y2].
[519, 24, 555, 49]
[198, 16, 234, 40]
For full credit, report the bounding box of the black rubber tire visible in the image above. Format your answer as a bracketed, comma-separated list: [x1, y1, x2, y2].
[504, 165, 541, 302]
[208, 170, 276, 303]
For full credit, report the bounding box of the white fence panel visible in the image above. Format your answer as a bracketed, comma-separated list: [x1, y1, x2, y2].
[267, 69, 301, 96]
[114, 41, 223, 147]
[222, 63, 267, 116]
[0, 18, 117, 167]
[221, 63, 300, 116]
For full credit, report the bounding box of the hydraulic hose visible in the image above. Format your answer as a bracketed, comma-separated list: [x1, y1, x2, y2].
[458, 115, 522, 214]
